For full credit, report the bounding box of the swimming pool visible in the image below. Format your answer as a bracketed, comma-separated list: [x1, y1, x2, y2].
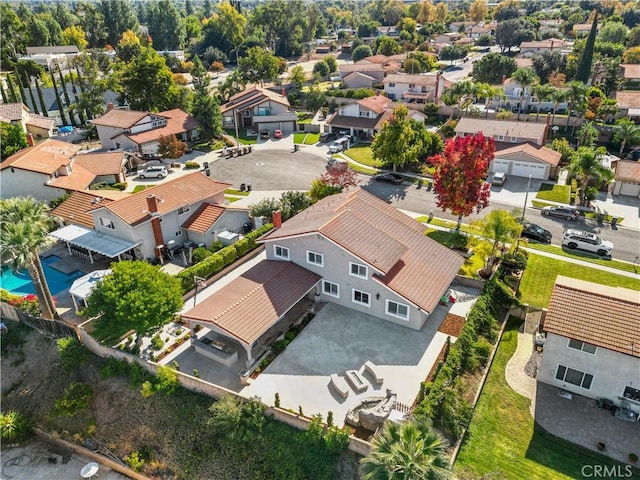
[0, 255, 84, 296]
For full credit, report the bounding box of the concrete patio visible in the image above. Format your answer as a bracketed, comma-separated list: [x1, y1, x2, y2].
[241, 285, 479, 427]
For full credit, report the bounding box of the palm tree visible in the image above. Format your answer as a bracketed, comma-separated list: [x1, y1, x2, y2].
[613, 119, 640, 156]
[549, 87, 567, 127]
[565, 81, 588, 133]
[0, 197, 57, 319]
[475, 83, 503, 118]
[449, 80, 475, 116]
[511, 68, 539, 121]
[360, 419, 452, 480]
[569, 147, 615, 206]
[532, 84, 555, 121]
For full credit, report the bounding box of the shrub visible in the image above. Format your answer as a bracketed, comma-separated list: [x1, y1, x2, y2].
[1, 291, 41, 316]
[474, 337, 493, 363]
[209, 241, 224, 253]
[111, 182, 128, 190]
[56, 337, 89, 373]
[219, 245, 238, 265]
[140, 381, 154, 398]
[0, 410, 32, 444]
[125, 451, 146, 472]
[155, 365, 179, 394]
[500, 251, 528, 277]
[323, 426, 350, 453]
[151, 334, 164, 350]
[326, 411, 333, 427]
[53, 382, 94, 417]
[284, 331, 296, 342]
[233, 237, 251, 256]
[100, 358, 131, 378]
[306, 414, 324, 444]
[184, 161, 200, 169]
[192, 247, 212, 263]
[272, 339, 290, 354]
[274, 392, 280, 408]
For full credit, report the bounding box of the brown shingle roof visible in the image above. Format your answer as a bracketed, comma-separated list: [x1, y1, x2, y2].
[220, 87, 289, 114]
[357, 95, 389, 114]
[0, 103, 27, 121]
[74, 152, 125, 176]
[49, 165, 96, 191]
[495, 142, 561, 166]
[621, 64, 640, 79]
[384, 73, 440, 86]
[182, 260, 321, 345]
[26, 114, 55, 130]
[520, 38, 566, 49]
[615, 160, 640, 182]
[339, 63, 385, 74]
[259, 188, 464, 313]
[0, 138, 81, 174]
[544, 276, 640, 358]
[126, 108, 199, 145]
[90, 109, 150, 128]
[455, 118, 547, 142]
[51, 191, 114, 228]
[612, 91, 640, 109]
[181, 203, 227, 234]
[357, 54, 390, 65]
[98, 172, 230, 226]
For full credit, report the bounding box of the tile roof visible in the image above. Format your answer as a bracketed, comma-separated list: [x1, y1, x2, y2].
[26, 114, 55, 130]
[455, 118, 547, 142]
[612, 91, 640, 109]
[0, 103, 27, 121]
[181, 203, 227, 234]
[384, 73, 440, 86]
[544, 276, 640, 358]
[182, 260, 321, 345]
[356, 95, 389, 114]
[259, 188, 464, 313]
[615, 160, 640, 182]
[343, 71, 377, 83]
[621, 64, 640, 79]
[357, 54, 390, 65]
[51, 191, 114, 228]
[0, 138, 81, 174]
[90, 109, 150, 128]
[221, 86, 290, 114]
[126, 108, 199, 145]
[73, 152, 126, 176]
[26, 45, 79, 55]
[98, 172, 230, 226]
[495, 142, 561, 166]
[49, 165, 96, 191]
[339, 63, 385, 74]
[515, 58, 533, 68]
[520, 38, 566, 49]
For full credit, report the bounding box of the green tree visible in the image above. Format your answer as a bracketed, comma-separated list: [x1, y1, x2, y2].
[360, 419, 452, 480]
[279, 191, 312, 221]
[549, 87, 567, 126]
[238, 46, 282, 86]
[376, 36, 401, 56]
[550, 137, 575, 166]
[576, 121, 598, 148]
[324, 55, 338, 74]
[76, 1, 107, 49]
[569, 146, 614, 205]
[495, 18, 535, 52]
[575, 11, 598, 84]
[61, 26, 88, 50]
[597, 21, 628, 44]
[147, 0, 186, 51]
[439, 45, 468, 65]
[309, 179, 343, 202]
[100, 0, 139, 47]
[121, 47, 179, 111]
[372, 106, 424, 172]
[1, 4, 28, 68]
[0, 410, 32, 444]
[1, 123, 28, 160]
[532, 84, 555, 120]
[304, 85, 326, 112]
[532, 51, 567, 85]
[313, 60, 330, 78]
[623, 46, 640, 64]
[70, 54, 109, 120]
[475, 83, 503, 118]
[0, 197, 57, 319]
[352, 44, 373, 62]
[288, 65, 306, 90]
[613, 118, 640, 156]
[56, 337, 89, 375]
[471, 53, 517, 85]
[511, 68, 539, 120]
[85, 261, 183, 347]
[565, 81, 588, 132]
[472, 210, 522, 269]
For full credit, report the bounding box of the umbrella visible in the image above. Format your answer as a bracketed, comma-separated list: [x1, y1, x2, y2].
[59, 126, 74, 133]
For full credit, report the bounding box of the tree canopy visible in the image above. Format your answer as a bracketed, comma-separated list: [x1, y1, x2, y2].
[472, 53, 517, 85]
[372, 106, 425, 172]
[1, 123, 28, 160]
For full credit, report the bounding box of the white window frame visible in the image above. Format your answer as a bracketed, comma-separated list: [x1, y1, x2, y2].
[99, 217, 115, 230]
[386, 300, 409, 320]
[555, 364, 594, 390]
[306, 250, 324, 267]
[273, 245, 289, 260]
[177, 204, 190, 215]
[322, 280, 339, 298]
[352, 288, 371, 307]
[567, 338, 597, 354]
[349, 262, 367, 279]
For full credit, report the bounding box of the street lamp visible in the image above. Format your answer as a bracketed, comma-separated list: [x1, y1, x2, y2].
[193, 276, 207, 307]
[520, 175, 532, 224]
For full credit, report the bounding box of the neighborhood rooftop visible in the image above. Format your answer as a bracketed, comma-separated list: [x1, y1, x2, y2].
[0, 139, 81, 174]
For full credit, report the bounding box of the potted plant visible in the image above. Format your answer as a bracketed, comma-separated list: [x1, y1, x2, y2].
[629, 453, 638, 463]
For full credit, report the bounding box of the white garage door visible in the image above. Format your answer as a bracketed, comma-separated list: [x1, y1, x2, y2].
[493, 160, 510, 173]
[257, 121, 295, 133]
[619, 182, 640, 197]
[510, 162, 547, 179]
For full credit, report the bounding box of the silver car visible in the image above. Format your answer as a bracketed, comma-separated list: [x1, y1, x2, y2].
[562, 229, 613, 256]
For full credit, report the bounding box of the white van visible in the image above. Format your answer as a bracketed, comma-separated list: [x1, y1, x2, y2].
[328, 137, 349, 153]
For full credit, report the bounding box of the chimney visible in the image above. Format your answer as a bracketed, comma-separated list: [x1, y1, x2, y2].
[272, 210, 282, 229]
[434, 73, 441, 102]
[146, 194, 159, 213]
[107, 103, 114, 111]
[146, 195, 164, 259]
[543, 113, 551, 145]
[26, 133, 34, 146]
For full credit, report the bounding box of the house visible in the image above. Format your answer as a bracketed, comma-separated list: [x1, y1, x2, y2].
[435, 33, 463, 44]
[612, 160, 640, 197]
[611, 91, 640, 122]
[18, 45, 80, 70]
[572, 23, 601, 37]
[338, 63, 386, 84]
[0, 102, 55, 139]
[357, 54, 404, 75]
[376, 26, 398, 37]
[537, 276, 640, 414]
[220, 86, 297, 135]
[0, 139, 128, 201]
[518, 38, 567, 56]
[383, 73, 448, 103]
[91, 107, 199, 153]
[491, 142, 561, 180]
[468, 25, 493, 39]
[620, 64, 640, 88]
[181, 188, 464, 367]
[455, 118, 549, 146]
[342, 71, 379, 89]
[325, 95, 392, 139]
[496, 77, 568, 113]
[539, 19, 563, 35]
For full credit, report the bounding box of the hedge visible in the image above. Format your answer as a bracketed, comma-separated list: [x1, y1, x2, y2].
[176, 223, 274, 292]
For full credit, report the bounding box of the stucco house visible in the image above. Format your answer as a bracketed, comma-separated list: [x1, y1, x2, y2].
[220, 86, 297, 135]
[612, 160, 640, 197]
[338, 63, 386, 84]
[491, 142, 561, 180]
[612, 91, 640, 122]
[342, 71, 379, 89]
[537, 276, 640, 415]
[181, 188, 464, 367]
[494, 78, 568, 113]
[91, 108, 199, 154]
[325, 95, 391, 139]
[0, 103, 55, 139]
[455, 118, 549, 146]
[620, 64, 640, 88]
[18, 45, 80, 70]
[383, 73, 448, 103]
[518, 38, 568, 56]
[572, 23, 601, 37]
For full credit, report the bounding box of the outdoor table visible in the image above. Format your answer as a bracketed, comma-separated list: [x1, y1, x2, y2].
[81, 461, 99, 478]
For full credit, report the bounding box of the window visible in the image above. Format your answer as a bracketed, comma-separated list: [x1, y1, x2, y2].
[389, 82, 396, 87]
[257, 107, 272, 116]
[274, 245, 289, 259]
[555, 365, 593, 389]
[175, 231, 182, 237]
[307, 250, 324, 266]
[510, 136, 517, 142]
[623, 386, 640, 402]
[386, 300, 409, 320]
[349, 262, 367, 279]
[352, 289, 370, 306]
[568, 339, 597, 354]
[498, 135, 505, 141]
[177, 205, 190, 215]
[99, 217, 114, 229]
[323, 280, 339, 298]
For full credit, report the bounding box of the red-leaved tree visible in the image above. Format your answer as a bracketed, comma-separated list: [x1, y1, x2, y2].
[321, 162, 358, 189]
[429, 132, 495, 230]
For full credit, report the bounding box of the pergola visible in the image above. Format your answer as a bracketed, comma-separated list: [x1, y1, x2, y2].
[68, 269, 112, 312]
[50, 225, 140, 263]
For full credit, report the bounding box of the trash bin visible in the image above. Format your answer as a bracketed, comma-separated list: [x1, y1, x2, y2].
[417, 179, 424, 189]
[247, 184, 252, 191]
[240, 183, 246, 191]
[611, 217, 618, 228]
[294, 144, 299, 152]
[203, 161, 209, 169]
[205, 168, 210, 176]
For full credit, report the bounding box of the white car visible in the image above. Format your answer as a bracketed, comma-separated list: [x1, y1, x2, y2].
[561, 229, 613, 256]
[328, 137, 349, 153]
[491, 172, 507, 186]
[138, 165, 168, 179]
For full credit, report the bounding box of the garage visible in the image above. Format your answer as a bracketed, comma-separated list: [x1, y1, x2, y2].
[618, 182, 640, 197]
[492, 160, 510, 173]
[510, 162, 547, 179]
[492, 143, 561, 181]
[256, 121, 295, 133]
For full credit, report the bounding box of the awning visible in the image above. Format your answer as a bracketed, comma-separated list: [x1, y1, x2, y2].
[50, 225, 140, 258]
[69, 269, 112, 300]
[628, 108, 640, 117]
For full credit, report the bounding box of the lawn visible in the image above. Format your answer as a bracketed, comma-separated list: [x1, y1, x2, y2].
[132, 185, 155, 193]
[224, 188, 250, 196]
[294, 132, 319, 144]
[455, 318, 640, 480]
[524, 243, 638, 274]
[425, 229, 482, 278]
[345, 160, 378, 175]
[296, 112, 314, 124]
[223, 128, 256, 145]
[535, 182, 570, 203]
[518, 253, 640, 308]
[343, 145, 382, 168]
[293, 133, 306, 144]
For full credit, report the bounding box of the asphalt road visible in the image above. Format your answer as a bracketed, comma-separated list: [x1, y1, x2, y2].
[208, 149, 639, 264]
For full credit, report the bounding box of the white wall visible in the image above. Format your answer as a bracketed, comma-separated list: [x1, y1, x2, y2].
[0, 169, 66, 201]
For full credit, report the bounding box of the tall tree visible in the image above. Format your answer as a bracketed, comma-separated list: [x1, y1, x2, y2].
[471, 53, 517, 85]
[76, 1, 107, 48]
[472, 210, 522, 270]
[469, 0, 488, 23]
[372, 106, 424, 172]
[612, 118, 640, 156]
[511, 68, 539, 120]
[360, 419, 452, 480]
[238, 47, 282, 86]
[49, 70, 68, 125]
[429, 133, 495, 230]
[100, 0, 139, 47]
[147, 0, 186, 51]
[575, 11, 598, 84]
[569, 146, 614, 205]
[532, 84, 555, 120]
[61, 26, 88, 50]
[1, 123, 28, 160]
[57, 66, 76, 126]
[34, 76, 48, 118]
[0, 197, 58, 319]
[565, 81, 588, 131]
[191, 57, 222, 139]
[475, 83, 503, 118]
[549, 87, 567, 126]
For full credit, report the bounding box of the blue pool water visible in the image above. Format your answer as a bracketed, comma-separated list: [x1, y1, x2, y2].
[0, 256, 84, 296]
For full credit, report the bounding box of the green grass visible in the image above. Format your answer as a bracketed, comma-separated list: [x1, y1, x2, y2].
[518, 253, 640, 308]
[296, 112, 314, 124]
[418, 217, 479, 235]
[456, 318, 640, 480]
[303, 132, 320, 144]
[224, 188, 250, 196]
[293, 133, 306, 144]
[345, 160, 378, 175]
[223, 129, 256, 145]
[535, 183, 571, 203]
[224, 196, 241, 203]
[132, 185, 155, 193]
[524, 243, 638, 274]
[343, 145, 382, 168]
[301, 81, 332, 93]
[425, 229, 482, 278]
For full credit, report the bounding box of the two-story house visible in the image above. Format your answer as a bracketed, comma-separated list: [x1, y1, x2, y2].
[455, 118, 548, 146]
[18, 45, 80, 70]
[220, 86, 297, 135]
[325, 95, 391, 139]
[538, 276, 640, 415]
[383, 73, 448, 104]
[181, 188, 464, 367]
[495, 78, 568, 114]
[518, 38, 567, 56]
[90, 107, 199, 154]
[0, 103, 55, 139]
[338, 63, 386, 88]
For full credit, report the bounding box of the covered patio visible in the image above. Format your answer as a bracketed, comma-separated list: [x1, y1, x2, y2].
[181, 260, 321, 368]
[49, 225, 140, 264]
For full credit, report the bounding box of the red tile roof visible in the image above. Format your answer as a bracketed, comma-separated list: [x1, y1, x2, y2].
[544, 276, 640, 358]
[126, 108, 199, 145]
[259, 188, 464, 313]
[49, 165, 96, 191]
[182, 260, 321, 345]
[357, 95, 389, 114]
[495, 142, 561, 166]
[384, 73, 440, 86]
[621, 64, 640, 79]
[0, 138, 81, 174]
[97, 172, 230, 226]
[612, 91, 640, 109]
[220, 87, 290, 114]
[615, 160, 640, 182]
[90, 109, 150, 128]
[74, 152, 126, 176]
[181, 203, 227, 234]
[51, 191, 114, 228]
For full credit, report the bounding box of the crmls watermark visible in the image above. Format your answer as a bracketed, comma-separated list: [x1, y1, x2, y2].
[581, 465, 634, 478]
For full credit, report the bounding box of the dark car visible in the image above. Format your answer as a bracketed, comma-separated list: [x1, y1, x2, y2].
[320, 132, 336, 143]
[260, 129, 270, 139]
[541, 205, 580, 221]
[521, 222, 552, 243]
[374, 173, 404, 185]
[140, 152, 163, 160]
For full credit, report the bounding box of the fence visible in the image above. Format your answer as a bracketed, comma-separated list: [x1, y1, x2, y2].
[0, 302, 77, 339]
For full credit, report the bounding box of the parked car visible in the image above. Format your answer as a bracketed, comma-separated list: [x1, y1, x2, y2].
[260, 129, 270, 139]
[273, 129, 283, 139]
[328, 137, 349, 153]
[491, 172, 507, 186]
[139, 152, 163, 160]
[541, 205, 580, 221]
[374, 173, 404, 185]
[320, 132, 336, 143]
[138, 165, 168, 179]
[521, 222, 552, 243]
[562, 229, 613, 256]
